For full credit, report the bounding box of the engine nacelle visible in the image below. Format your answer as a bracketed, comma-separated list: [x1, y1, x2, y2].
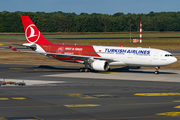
[90, 60, 109, 71]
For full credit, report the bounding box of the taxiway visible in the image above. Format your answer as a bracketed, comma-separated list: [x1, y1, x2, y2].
[0, 64, 180, 120]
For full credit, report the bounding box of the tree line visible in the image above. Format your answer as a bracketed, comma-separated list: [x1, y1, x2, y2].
[0, 11, 180, 32]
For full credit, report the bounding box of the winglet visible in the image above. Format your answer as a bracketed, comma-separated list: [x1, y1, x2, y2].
[9, 46, 18, 51]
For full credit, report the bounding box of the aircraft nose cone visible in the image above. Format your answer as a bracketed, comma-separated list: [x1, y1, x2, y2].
[169, 57, 177, 64]
[166, 56, 177, 65]
[173, 57, 177, 63]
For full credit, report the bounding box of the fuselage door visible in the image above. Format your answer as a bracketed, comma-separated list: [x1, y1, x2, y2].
[128, 53, 132, 58]
[46, 45, 51, 52]
[153, 51, 159, 60]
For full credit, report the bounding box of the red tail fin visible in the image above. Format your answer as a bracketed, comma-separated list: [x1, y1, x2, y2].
[21, 16, 52, 45]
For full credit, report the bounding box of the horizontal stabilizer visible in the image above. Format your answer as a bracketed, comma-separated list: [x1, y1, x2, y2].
[9, 46, 18, 51]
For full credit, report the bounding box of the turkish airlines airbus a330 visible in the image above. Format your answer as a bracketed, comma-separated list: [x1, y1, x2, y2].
[9, 16, 177, 74]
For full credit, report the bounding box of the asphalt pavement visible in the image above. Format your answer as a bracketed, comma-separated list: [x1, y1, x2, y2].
[0, 64, 180, 120]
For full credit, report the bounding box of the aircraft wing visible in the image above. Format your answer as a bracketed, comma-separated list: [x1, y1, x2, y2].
[45, 52, 115, 62]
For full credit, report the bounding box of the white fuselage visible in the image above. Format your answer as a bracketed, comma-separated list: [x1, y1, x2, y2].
[93, 46, 177, 67]
[35, 44, 177, 67]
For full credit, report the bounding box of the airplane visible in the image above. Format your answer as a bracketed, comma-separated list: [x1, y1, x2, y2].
[9, 15, 177, 74]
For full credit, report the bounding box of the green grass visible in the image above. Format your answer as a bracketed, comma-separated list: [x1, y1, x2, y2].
[0, 32, 180, 69]
[0, 32, 180, 50]
[0, 35, 25, 38]
[1, 32, 180, 38]
[27, 33, 180, 38]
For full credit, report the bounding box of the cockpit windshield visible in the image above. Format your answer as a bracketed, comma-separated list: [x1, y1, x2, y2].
[165, 54, 173, 57]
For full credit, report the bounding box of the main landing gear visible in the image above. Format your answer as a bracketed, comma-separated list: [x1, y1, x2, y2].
[79, 67, 91, 72]
[155, 66, 160, 74]
[79, 62, 91, 72]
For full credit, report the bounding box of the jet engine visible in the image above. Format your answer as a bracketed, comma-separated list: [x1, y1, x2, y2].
[90, 60, 109, 71]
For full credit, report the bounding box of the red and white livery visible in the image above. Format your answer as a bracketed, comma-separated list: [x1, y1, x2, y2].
[10, 16, 177, 74]
[140, 21, 142, 43]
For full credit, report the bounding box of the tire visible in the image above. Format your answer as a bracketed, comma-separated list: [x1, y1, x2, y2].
[79, 68, 83, 72]
[155, 71, 159, 74]
[85, 68, 88, 72]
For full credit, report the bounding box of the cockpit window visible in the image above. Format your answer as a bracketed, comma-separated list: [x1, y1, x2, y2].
[165, 54, 173, 57]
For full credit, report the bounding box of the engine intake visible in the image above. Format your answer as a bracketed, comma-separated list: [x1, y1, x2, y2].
[91, 60, 109, 71]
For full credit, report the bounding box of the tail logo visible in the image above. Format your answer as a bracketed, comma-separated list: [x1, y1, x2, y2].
[56, 47, 64, 54]
[25, 24, 40, 43]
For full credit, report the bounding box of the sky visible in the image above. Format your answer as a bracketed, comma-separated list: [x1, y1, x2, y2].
[0, 0, 180, 15]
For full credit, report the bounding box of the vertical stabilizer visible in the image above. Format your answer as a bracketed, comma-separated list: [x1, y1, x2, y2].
[21, 16, 52, 44]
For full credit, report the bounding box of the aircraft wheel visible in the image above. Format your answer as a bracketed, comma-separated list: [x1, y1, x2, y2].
[85, 68, 91, 72]
[84, 68, 88, 72]
[87, 68, 91, 72]
[155, 71, 159, 74]
[80, 68, 91, 72]
[79, 68, 84, 72]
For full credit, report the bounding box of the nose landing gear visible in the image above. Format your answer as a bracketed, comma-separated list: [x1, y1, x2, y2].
[155, 66, 160, 74]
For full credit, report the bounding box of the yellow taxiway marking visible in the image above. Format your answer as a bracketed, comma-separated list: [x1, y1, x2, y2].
[134, 92, 180, 96]
[64, 104, 101, 107]
[11, 97, 26, 100]
[0, 117, 7, 120]
[9, 68, 27, 70]
[174, 105, 180, 108]
[34, 69, 51, 71]
[14, 119, 39, 120]
[0, 98, 9, 100]
[109, 102, 174, 106]
[0, 105, 61, 109]
[62, 93, 120, 99]
[156, 112, 180, 116]
[63, 93, 97, 99]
